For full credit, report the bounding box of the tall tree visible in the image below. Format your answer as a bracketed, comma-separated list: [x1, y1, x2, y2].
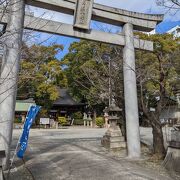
[136, 33, 180, 158]
[18, 44, 67, 110]
[63, 40, 124, 110]
[63, 40, 125, 132]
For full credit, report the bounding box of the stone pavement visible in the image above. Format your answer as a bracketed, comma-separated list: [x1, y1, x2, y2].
[7, 127, 173, 180]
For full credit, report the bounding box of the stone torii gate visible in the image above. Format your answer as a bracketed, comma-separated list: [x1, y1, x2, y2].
[0, 0, 163, 168]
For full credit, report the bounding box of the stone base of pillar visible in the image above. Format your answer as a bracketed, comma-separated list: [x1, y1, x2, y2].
[101, 126, 126, 152]
[163, 126, 180, 173]
[163, 146, 180, 173]
[55, 122, 59, 129]
[90, 121, 92, 127]
[0, 148, 5, 179]
[87, 121, 89, 126]
[0, 167, 3, 180]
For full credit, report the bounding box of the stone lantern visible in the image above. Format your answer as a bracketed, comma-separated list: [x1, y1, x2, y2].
[83, 112, 92, 127]
[87, 111, 92, 127]
[101, 104, 126, 152]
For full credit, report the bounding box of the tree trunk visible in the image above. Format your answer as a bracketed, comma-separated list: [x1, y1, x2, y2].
[0, 0, 25, 170]
[120, 109, 126, 139]
[152, 122, 165, 159]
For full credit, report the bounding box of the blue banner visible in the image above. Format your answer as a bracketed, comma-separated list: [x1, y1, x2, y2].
[17, 105, 41, 158]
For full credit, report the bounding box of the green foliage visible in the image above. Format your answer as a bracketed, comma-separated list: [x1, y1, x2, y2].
[136, 33, 179, 106]
[73, 119, 84, 125]
[38, 108, 48, 118]
[14, 117, 22, 123]
[135, 33, 180, 155]
[72, 111, 83, 125]
[58, 117, 67, 126]
[96, 117, 104, 127]
[73, 111, 83, 119]
[62, 40, 124, 109]
[18, 44, 68, 110]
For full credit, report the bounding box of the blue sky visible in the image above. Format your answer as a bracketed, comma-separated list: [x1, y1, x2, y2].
[27, 0, 180, 59]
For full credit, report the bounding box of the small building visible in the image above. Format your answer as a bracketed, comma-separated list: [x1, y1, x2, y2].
[15, 98, 36, 122]
[166, 25, 180, 38]
[145, 25, 180, 37]
[49, 89, 86, 119]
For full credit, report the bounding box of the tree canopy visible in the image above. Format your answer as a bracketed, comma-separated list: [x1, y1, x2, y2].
[62, 40, 124, 111]
[18, 44, 67, 109]
[136, 33, 180, 157]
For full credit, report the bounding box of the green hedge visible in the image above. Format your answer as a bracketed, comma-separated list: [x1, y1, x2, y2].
[14, 117, 22, 123]
[96, 117, 104, 128]
[58, 117, 68, 126]
[73, 111, 83, 119]
[73, 119, 84, 125]
[72, 112, 83, 125]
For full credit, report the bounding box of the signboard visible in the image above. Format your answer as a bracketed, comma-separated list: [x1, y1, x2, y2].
[40, 118, 50, 125]
[73, 0, 94, 30]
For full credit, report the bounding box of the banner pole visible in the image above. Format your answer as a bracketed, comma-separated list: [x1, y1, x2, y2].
[7, 105, 31, 176]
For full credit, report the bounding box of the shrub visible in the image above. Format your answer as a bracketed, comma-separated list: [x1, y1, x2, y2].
[39, 108, 48, 117]
[73, 111, 83, 119]
[96, 117, 104, 128]
[14, 117, 22, 123]
[72, 112, 83, 125]
[73, 118, 84, 125]
[58, 117, 67, 126]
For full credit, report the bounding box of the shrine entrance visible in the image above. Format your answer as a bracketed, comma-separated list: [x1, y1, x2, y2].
[0, 0, 163, 168]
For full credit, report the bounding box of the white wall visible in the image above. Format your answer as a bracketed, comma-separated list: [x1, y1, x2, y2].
[160, 105, 180, 120]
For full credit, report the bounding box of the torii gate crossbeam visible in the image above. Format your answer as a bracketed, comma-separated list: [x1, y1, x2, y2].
[0, 14, 153, 51]
[26, 0, 163, 31]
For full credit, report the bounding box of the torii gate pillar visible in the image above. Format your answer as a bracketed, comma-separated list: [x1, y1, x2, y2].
[0, 0, 25, 169]
[123, 23, 141, 158]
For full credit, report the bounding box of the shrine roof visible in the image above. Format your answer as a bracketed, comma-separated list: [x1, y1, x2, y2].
[53, 88, 85, 106]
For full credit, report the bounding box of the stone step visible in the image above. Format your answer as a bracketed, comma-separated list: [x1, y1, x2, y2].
[110, 141, 126, 149]
[105, 132, 123, 137]
[106, 136, 125, 142]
